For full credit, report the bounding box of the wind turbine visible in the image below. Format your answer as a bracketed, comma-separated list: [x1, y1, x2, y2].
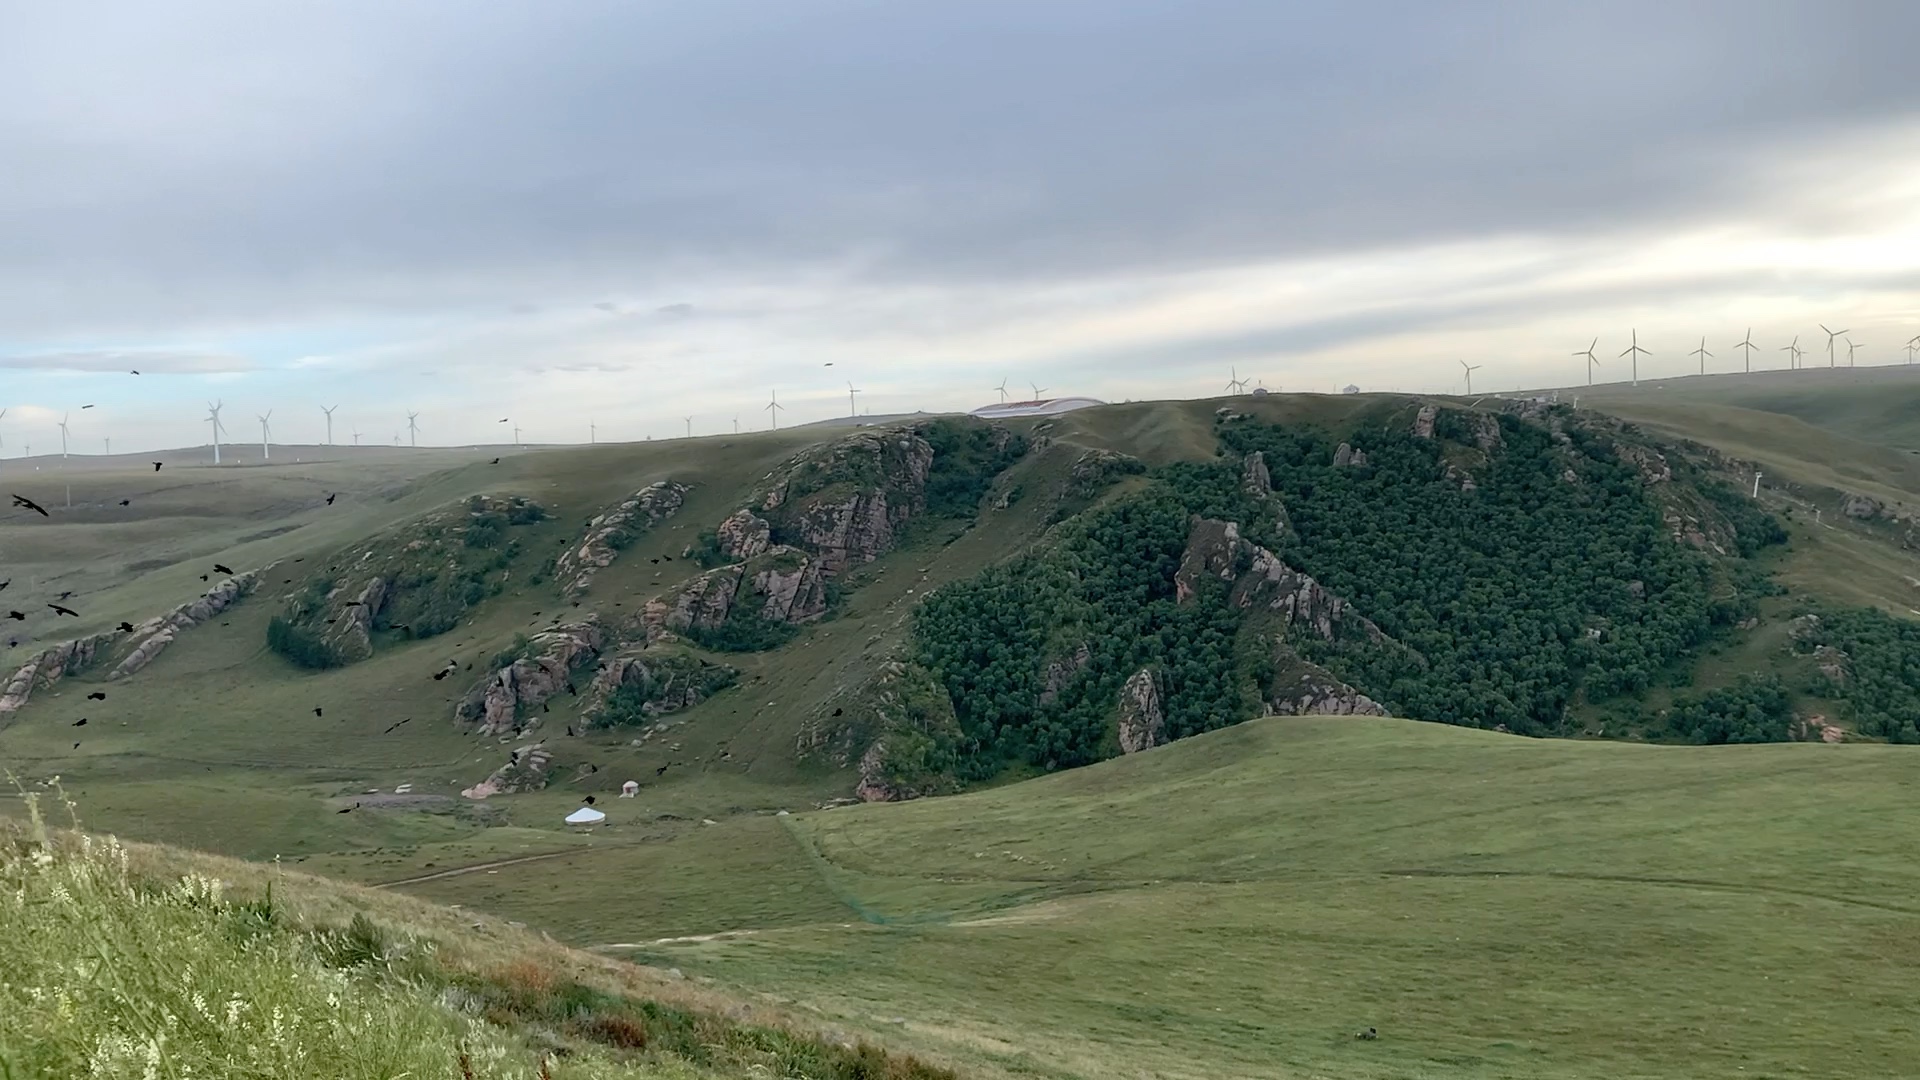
[683, 416, 693, 439]
[1572, 338, 1600, 385]
[58, 412, 70, 460]
[765, 390, 784, 430]
[1619, 329, 1651, 386]
[512, 424, 521, 447]
[1820, 323, 1848, 368]
[1905, 336, 1919, 364]
[1225, 367, 1248, 394]
[207, 400, 227, 464]
[351, 428, 362, 447]
[1690, 336, 1712, 375]
[1846, 338, 1861, 367]
[994, 378, 1010, 405]
[1734, 328, 1757, 373]
[1030, 381, 1049, 401]
[405, 411, 420, 447]
[589, 419, 596, 445]
[321, 405, 339, 446]
[103, 437, 110, 456]
[1780, 336, 1804, 369]
[732, 416, 740, 434]
[257, 410, 273, 460]
[847, 381, 861, 417]
[1459, 360, 1481, 395]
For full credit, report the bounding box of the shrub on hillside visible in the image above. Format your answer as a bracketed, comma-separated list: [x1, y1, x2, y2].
[267, 615, 344, 670]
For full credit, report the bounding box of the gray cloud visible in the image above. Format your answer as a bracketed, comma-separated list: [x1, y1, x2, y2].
[3, 1, 1918, 343]
[0, 349, 253, 374]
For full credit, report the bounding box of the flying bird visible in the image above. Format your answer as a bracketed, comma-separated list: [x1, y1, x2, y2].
[337, 804, 357, 814]
[312, 706, 323, 717]
[583, 795, 596, 805]
[57, 591, 72, 600]
[118, 500, 130, 507]
[0, 580, 7, 591]
[49, 604, 78, 617]
[199, 575, 209, 582]
[72, 718, 86, 727]
[489, 458, 500, 465]
[86, 691, 105, 701]
[130, 370, 139, 375]
[212, 563, 234, 575]
[344, 600, 365, 607]
[11, 494, 49, 517]
[152, 462, 162, 472]
[383, 718, 412, 734]
[432, 669, 451, 681]
[117, 622, 134, 632]
[81, 404, 95, 409]
[326, 493, 337, 505]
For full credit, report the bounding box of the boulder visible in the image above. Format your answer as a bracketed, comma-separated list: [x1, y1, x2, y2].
[1332, 442, 1369, 469]
[1842, 494, 1884, 520]
[714, 509, 772, 560]
[1242, 451, 1272, 497]
[461, 744, 553, 799]
[1116, 668, 1165, 753]
[1617, 443, 1672, 484]
[1472, 414, 1504, 454]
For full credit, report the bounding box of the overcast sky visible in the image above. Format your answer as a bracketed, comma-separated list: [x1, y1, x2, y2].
[3, 0, 1920, 452]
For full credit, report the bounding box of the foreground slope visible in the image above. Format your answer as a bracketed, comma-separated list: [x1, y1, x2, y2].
[623, 717, 1920, 1079]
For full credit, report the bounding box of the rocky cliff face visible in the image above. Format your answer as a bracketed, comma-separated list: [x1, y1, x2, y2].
[1116, 668, 1166, 753]
[644, 547, 829, 644]
[557, 481, 688, 595]
[461, 744, 553, 799]
[1242, 451, 1272, 496]
[1412, 404, 1438, 439]
[714, 509, 772, 560]
[1265, 646, 1386, 717]
[584, 649, 738, 725]
[1173, 517, 1384, 645]
[0, 633, 120, 721]
[110, 570, 265, 679]
[1038, 642, 1092, 706]
[751, 428, 936, 573]
[455, 618, 607, 737]
[1332, 442, 1370, 469]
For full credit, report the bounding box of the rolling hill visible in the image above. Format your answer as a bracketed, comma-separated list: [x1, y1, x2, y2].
[5, 383, 1920, 1077]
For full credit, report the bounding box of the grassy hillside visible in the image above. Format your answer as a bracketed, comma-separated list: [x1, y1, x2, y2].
[1567, 364, 1920, 451]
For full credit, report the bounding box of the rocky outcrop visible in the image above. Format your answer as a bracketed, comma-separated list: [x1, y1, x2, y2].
[750, 428, 937, 573]
[1038, 642, 1092, 705]
[0, 633, 120, 720]
[791, 491, 901, 576]
[456, 618, 607, 736]
[646, 548, 828, 643]
[1412, 404, 1438, 439]
[1812, 645, 1850, 686]
[1242, 451, 1272, 497]
[1116, 668, 1165, 753]
[584, 650, 738, 724]
[1265, 647, 1386, 717]
[1842, 494, 1884, 520]
[1617, 444, 1671, 484]
[1443, 461, 1478, 493]
[1332, 442, 1370, 469]
[1066, 449, 1145, 501]
[1794, 714, 1846, 744]
[1471, 414, 1504, 454]
[557, 481, 688, 595]
[1175, 518, 1384, 645]
[320, 576, 388, 664]
[109, 570, 265, 679]
[461, 743, 553, 799]
[800, 659, 964, 803]
[714, 509, 772, 560]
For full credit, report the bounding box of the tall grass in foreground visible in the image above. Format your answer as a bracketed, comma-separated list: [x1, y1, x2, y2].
[0, 794, 707, 1079]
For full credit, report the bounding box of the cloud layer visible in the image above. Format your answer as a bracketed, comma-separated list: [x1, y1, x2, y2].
[2, 1, 1919, 450]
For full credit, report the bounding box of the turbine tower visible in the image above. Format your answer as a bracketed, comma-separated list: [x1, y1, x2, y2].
[257, 410, 272, 460]
[847, 381, 861, 417]
[1820, 323, 1848, 368]
[58, 412, 70, 460]
[103, 437, 110, 456]
[1734, 328, 1757, 373]
[1690, 336, 1712, 375]
[1459, 360, 1482, 395]
[512, 424, 521, 447]
[1780, 336, 1804, 369]
[994, 378, 1010, 405]
[1225, 367, 1248, 394]
[351, 428, 361, 447]
[207, 400, 227, 464]
[765, 390, 784, 430]
[321, 405, 339, 446]
[1846, 338, 1861, 367]
[1572, 338, 1600, 386]
[1906, 336, 1919, 364]
[405, 412, 420, 448]
[683, 416, 693, 439]
[732, 416, 739, 434]
[1030, 381, 1049, 401]
[1619, 329, 1651, 386]
[589, 420, 596, 445]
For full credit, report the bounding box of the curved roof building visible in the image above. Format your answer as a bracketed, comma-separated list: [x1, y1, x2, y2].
[967, 396, 1106, 419]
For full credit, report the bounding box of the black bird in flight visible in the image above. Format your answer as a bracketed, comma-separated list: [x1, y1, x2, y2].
[326, 493, 337, 505]
[86, 691, 105, 701]
[541, 701, 550, 713]
[49, 604, 79, 617]
[82, 404, 95, 409]
[566, 725, 575, 737]
[582, 795, 596, 805]
[489, 458, 501, 465]
[0, 579, 7, 591]
[662, 555, 672, 562]
[383, 718, 412, 734]
[74, 742, 81, 749]
[57, 591, 72, 600]
[11, 494, 49, 517]
[72, 718, 87, 727]
[199, 574, 209, 582]
[344, 600, 364, 607]
[312, 706, 323, 717]
[118, 621, 134, 632]
[212, 563, 234, 575]
[654, 763, 671, 776]
[152, 462, 162, 472]
[567, 681, 578, 696]
[118, 499, 130, 507]
[432, 668, 450, 681]
[337, 804, 357, 814]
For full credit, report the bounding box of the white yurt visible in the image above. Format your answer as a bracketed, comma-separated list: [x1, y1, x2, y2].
[620, 780, 640, 798]
[564, 807, 607, 826]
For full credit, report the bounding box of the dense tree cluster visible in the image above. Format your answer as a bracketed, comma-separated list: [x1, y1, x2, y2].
[1795, 608, 1920, 743]
[1660, 674, 1796, 744]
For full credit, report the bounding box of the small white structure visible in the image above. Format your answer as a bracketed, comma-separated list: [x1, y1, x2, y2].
[967, 396, 1105, 419]
[619, 780, 639, 798]
[564, 807, 607, 826]
[1342, 384, 1361, 395]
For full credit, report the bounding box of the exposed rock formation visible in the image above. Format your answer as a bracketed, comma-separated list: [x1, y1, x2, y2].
[1812, 645, 1851, 686]
[1443, 461, 1478, 492]
[0, 633, 120, 720]
[455, 618, 607, 736]
[110, 570, 264, 679]
[1066, 449, 1145, 501]
[646, 548, 829, 643]
[1175, 518, 1384, 645]
[1265, 647, 1386, 717]
[1332, 442, 1370, 469]
[714, 508, 772, 560]
[751, 428, 937, 574]
[1116, 668, 1165, 753]
[1471, 414, 1504, 454]
[584, 650, 738, 724]
[799, 659, 964, 803]
[557, 481, 688, 594]
[1412, 404, 1438, 439]
[1842, 494, 1884, 520]
[1617, 443, 1672, 484]
[1242, 451, 1272, 496]
[1038, 642, 1092, 705]
[461, 743, 553, 799]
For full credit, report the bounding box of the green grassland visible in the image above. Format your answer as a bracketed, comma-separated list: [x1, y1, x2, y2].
[5, 387, 1920, 1078]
